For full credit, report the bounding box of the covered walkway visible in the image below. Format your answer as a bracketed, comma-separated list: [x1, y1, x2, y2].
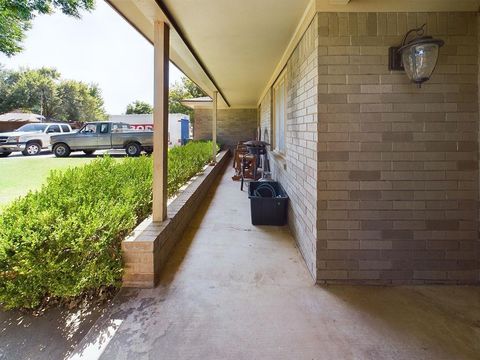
[71, 163, 480, 360]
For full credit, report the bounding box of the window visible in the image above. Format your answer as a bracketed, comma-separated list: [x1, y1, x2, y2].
[47, 125, 61, 133]
[273, 74, 286, 153]
[81, 124, 97, 133]
[15, 124, 48, 132]
[61, 125, 70, 133]
[100, 123, 109, 134]
[112, 123, 131, 132]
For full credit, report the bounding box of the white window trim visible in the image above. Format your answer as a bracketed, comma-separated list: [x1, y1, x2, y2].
[272, 70, 287, 155]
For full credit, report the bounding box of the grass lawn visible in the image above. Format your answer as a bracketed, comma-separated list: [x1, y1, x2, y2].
[0, 156, 97, 208]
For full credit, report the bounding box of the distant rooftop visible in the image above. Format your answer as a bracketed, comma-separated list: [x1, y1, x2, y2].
[181, 97, 213, 109]
[0, 112, 45, 123]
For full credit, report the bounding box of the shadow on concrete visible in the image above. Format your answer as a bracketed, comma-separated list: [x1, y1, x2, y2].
[0, 301, 109, 360]
[323, 285, 480, 360]
[61, 289, 140, 360]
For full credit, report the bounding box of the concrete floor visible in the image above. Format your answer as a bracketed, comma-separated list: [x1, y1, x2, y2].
[70, 163, 480, 360]
[0, 301, 108, 360]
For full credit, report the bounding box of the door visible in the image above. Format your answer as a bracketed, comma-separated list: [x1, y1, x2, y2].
[45, 125, 62, 147]
[74, 123, 99, 149]
[96, 123, 111, 148]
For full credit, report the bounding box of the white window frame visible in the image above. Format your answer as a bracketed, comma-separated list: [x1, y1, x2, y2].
[273, 71, 287, 154]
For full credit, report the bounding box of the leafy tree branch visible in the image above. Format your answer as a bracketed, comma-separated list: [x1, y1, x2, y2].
[0, 0, 95, 56]
[0, 65, 107, 121]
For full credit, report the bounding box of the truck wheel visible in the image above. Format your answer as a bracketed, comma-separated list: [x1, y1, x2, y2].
[83, 150, 95, 156]
[125, 142, 141, 157]
[22, 142, 41, 156]
[0, 151, 12, 157]
[53, 143, 71, 158]
[144, 147, 153, 155]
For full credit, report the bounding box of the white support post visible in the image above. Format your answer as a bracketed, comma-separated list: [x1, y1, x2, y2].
[212, 91, 218, 164]
[152, 21, 169, 222]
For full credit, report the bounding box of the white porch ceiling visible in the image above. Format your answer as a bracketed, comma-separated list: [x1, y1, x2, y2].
[106, 0, 480, 109]
[162, 0, 310, 108]
[106, 0, 310, 108]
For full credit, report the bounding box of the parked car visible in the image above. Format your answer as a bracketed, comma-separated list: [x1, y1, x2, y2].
[49, 122, 153, 157]
[0, 123, 73, 157]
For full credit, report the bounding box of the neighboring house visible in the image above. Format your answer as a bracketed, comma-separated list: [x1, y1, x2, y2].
[181, 97, 256, 149]
[108, 0, 480, 285]
[108, 113, 190, 146]
[0, 112, 45, 132]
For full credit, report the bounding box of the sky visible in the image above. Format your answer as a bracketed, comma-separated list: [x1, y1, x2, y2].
[0, 0, 184, 115]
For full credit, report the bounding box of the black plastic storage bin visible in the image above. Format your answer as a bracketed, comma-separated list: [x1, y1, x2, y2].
[248, 181, 288, 225]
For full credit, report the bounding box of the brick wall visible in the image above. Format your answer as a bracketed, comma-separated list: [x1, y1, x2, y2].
[193, 108, 257, 149]
[260, 15, 320, 278]
[316, 12, 479, 284]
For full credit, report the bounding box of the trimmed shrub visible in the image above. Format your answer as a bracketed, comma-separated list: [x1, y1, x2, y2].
[168, 140, 217, 196]
[0, 141, 216, 309]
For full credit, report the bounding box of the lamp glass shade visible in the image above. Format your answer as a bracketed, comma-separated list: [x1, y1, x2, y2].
[401, 43, 440, 85]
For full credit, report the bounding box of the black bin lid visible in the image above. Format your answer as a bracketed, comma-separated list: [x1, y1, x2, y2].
[244, 140, 270, 147]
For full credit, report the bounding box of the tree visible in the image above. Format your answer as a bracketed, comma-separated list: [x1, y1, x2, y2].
[126, 100, 153, 114]
[0, 0, 95, 56]
[0, 66, 107, 121]
[169, 77, 206, 119]
[56, 80, 107, 121]
[0, 67, 59, 118]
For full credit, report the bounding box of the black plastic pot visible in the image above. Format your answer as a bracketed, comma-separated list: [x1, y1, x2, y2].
[248, 181, 288, 226]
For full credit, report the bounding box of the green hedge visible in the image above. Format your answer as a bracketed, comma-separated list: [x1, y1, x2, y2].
[168, 140, 216, 196]
[0, 141, 216, 309]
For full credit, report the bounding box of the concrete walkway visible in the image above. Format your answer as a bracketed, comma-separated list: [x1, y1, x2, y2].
[70, 163, 480, 360]
[0, 301, 108, 360]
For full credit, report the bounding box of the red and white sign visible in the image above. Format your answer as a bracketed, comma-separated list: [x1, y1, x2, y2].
[130, 124, 153, 130]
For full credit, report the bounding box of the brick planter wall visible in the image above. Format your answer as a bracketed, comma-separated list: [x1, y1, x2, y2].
[122, 150, 230, 287]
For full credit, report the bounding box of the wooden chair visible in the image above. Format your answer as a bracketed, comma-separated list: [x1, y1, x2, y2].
[232, 143, 248, 180]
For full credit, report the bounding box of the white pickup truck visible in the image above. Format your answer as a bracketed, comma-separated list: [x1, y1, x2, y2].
[0, 123, 74, 157]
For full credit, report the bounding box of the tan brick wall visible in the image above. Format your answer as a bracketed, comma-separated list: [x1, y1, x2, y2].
[260, 15, 320, 278]
[193, 108, 257, 149]
[317, 12, 479, 284]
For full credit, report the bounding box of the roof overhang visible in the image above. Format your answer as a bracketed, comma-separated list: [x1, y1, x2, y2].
[105, 0, 229, 108]
[181, 97, 213, 110]
[105, 0, 311, 109]
[0, 112, 44, 122]
[106, 0, 480, 109]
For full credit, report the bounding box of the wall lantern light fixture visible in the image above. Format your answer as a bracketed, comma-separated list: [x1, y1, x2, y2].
[388, 24, 444, 87]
